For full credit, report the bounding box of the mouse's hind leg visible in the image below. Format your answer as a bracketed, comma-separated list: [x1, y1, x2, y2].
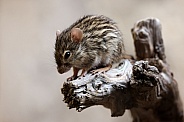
[91, 64, 112, 74]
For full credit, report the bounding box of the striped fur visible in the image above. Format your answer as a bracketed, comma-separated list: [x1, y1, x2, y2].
[55, 15, 125, 73]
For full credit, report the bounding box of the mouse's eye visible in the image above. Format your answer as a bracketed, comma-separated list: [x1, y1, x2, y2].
[63, 50, 71, 59]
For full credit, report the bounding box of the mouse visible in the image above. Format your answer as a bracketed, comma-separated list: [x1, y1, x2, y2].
[55, 15, 125, 81]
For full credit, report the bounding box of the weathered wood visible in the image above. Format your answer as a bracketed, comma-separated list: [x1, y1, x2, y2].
[131, 17, 183, 122]
[61, 59, 161, 117]
[61, 18, 184, 121]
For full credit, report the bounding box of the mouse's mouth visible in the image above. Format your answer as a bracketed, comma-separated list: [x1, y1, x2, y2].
[57, 64, 71, 74]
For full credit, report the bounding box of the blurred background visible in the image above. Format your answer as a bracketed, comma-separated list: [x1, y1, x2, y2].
[1, 0, 184, 122]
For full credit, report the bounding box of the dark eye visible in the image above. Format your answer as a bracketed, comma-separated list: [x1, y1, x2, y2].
[64, 50, 71, 59]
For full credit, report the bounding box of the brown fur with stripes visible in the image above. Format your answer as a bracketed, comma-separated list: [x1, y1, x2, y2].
[55, 15, 125, 77]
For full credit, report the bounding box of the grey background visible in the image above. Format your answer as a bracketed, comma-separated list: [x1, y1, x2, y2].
[1, 0, 184, 122]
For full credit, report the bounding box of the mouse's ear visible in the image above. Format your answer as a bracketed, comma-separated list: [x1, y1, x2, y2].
[71, 28, 83, 42]
[56, 30, 61, 37]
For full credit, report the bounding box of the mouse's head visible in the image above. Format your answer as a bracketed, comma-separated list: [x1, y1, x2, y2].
[54, 28, 83, 74]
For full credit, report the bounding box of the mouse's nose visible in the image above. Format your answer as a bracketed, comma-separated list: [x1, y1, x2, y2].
[57, 65, 71, 74]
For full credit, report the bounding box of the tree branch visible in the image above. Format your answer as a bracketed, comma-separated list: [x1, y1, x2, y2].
[61, 59, 162, 117]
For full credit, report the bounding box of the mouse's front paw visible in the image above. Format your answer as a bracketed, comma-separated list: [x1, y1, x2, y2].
[67, 76, 78, 81]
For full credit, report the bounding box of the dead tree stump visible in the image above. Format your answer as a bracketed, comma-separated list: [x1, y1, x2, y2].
[130, 18, 183, 122]
[61, 18, 183, 122]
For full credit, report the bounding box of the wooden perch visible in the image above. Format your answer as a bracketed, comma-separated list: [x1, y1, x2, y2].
[61, 18, 184, 122]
